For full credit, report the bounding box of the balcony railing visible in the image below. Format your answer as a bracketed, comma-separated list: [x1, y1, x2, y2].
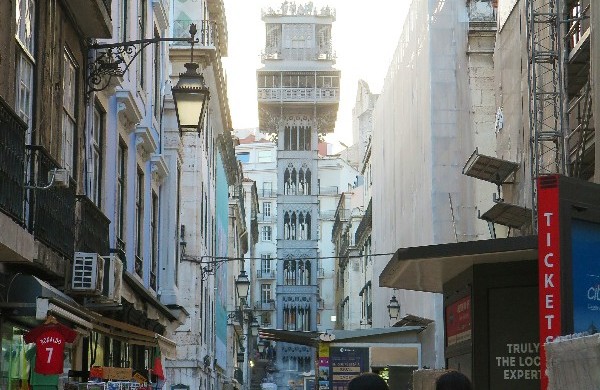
[0, 96, 27, 225]
[135, 255, 143, 278]
[257, 269, 276, 279]
[261, 48, 336, 62]
[257, 87, 339, 102]
[318, 186, 339, 195]
[75, 195, 110, 256]
[173, 19, 217, 47]
[261, 188, 277, 198]
[27, 145, 75, 259]
[255, 300, 276, 311]
[115, 237, 127, 267]
[150, 270, 157, 291]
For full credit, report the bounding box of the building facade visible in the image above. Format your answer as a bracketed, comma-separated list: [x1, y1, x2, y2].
[256, 3, 340, 384]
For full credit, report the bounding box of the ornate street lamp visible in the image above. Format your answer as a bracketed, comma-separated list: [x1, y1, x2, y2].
[171, 24, 210, 136]
[87, 24, 209, 136]
[250, 316, 260, 337]
[235, 270, 251, 305]
[387, 295, 401, 321]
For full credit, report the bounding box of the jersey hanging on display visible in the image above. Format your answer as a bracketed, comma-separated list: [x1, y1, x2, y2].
[24, 316, 77, 375]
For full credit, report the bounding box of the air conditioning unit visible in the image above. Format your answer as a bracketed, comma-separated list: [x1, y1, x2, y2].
[71, 252, 104, 295]
[102, 255, 123, 304]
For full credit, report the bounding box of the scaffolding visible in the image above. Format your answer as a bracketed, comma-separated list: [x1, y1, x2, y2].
[527, 0, 567, 232]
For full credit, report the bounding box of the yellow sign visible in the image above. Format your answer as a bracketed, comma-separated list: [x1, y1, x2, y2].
[319, 343, 330, 358]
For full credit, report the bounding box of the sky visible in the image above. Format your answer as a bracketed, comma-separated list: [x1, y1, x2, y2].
[222, 0, 410, 147]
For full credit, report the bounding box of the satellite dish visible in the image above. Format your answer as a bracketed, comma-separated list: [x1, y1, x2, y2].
[319, 333, 335, 342]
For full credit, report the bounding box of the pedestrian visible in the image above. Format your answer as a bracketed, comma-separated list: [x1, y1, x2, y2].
[347, 373, 389, 390]
[435, 371, 473, 390]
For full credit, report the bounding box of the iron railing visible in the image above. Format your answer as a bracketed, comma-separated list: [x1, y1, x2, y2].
[257, 87, 339, 102]
[0, 96, 27, 225]
[256, 269, 276, 279]
[173, 19, 217, 47]
[75, 195, 110, 256]
[150, 270, 157, 291]
[27, 145, 76, 258]
[134, 255, 143, 278]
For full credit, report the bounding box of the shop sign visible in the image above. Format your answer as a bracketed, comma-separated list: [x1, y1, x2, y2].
[329, 347, 368, 390]
[571, 219, 600, 333]
[445, 295, 471, 346]
[537, 175, 562, 390]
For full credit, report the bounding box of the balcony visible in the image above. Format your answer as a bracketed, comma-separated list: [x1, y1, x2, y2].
[0, 96, 27, 225]
[256, 269, 276, 279]
[173, 19, 218, 48]
[261, 188, 277, 198]
[63, 0, 112, 38]
[27, 145, 76, 259]
[135, 255, 143, 278]
[75, 195, 110, 256]
[317, 268, 325, 278]
[257, 87, 339, 103]
[261, 48, 336, 62]
[255, 300, 276, 311]
[318, 186, 339, 195]
[258, 213, 275, 223]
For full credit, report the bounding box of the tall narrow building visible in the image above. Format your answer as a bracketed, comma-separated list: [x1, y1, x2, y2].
[257, 2, 340, 384]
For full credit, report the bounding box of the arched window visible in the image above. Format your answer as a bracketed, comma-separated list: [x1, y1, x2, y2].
[305, 168, 312, 194]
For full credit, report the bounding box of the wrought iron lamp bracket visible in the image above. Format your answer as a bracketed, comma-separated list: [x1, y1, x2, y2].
[87, 36, 196, 95]
[87, 22, 200, 96]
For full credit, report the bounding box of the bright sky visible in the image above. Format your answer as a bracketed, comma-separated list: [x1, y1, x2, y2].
[222, 0, 410, 146]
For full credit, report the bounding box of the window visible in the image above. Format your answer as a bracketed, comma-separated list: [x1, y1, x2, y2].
[261, 254, 272, 274]
[258, 150, 272, 163]
[116, 141, 127, 252]
[90, 104, 104, 206]
[261, 226, 272, 241]
[236, 152, 250, 163]
[16, 0, 35, 54]
[62, 50, 77, 176]
[261, 284, 272, 303]
[137, 0, 146, 88]
[262, 182, 273, 197]
[263, 202, 271, 217]
[150, 192, 159, 290]
[153, 27, 161, 119]
[120, 0, 129, 42]
[15, 0, 35, 131]
[284, 126, 311, 151]
[135, 167, 144, 277]
[16, 54, 34, 131]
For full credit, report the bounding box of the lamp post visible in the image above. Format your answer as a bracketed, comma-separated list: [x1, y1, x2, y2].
[235, 270, 251, 307]
[387, 295, 401, 323]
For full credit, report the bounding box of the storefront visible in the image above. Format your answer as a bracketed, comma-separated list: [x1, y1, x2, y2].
[0, 274, 175, 389]
[380, 176, 600, 390]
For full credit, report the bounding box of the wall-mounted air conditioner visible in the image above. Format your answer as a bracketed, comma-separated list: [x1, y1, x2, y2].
[71, 252, 104, 295]
[102, 255, 123, 304]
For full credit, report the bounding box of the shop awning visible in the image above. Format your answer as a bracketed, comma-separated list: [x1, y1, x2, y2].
[258, 328, 321, 347]
[380, 236, 538, 293]
[89, 313, 177, 359]
[2, 275, 176, 358]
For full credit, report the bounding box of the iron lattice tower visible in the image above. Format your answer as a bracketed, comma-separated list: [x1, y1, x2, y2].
[527, 0, 567, 232]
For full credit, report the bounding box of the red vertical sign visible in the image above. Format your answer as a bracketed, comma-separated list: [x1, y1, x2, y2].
[537, 175, 561, 390]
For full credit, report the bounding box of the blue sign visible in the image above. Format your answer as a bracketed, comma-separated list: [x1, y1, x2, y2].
[571, 219, 600, 333]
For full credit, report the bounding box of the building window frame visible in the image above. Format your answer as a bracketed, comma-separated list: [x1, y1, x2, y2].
[62, 49, 77, 176]
[135, 166, 144, 277]
[90, 103, 105, 207]
[261, 226, 272, 241]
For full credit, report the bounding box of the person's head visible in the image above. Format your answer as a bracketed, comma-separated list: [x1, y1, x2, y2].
[347, 373, 389, 390]
[435, 371, 473, 390]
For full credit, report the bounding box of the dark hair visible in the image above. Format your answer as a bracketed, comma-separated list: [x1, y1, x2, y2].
[435, 371, 473, 390]
[347, 373, 389, 390]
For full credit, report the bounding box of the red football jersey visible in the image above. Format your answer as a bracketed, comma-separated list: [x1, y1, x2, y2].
[24, 323, 77, 375]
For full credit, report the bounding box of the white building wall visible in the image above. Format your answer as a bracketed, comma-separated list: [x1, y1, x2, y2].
[371, 0, 496, 368]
